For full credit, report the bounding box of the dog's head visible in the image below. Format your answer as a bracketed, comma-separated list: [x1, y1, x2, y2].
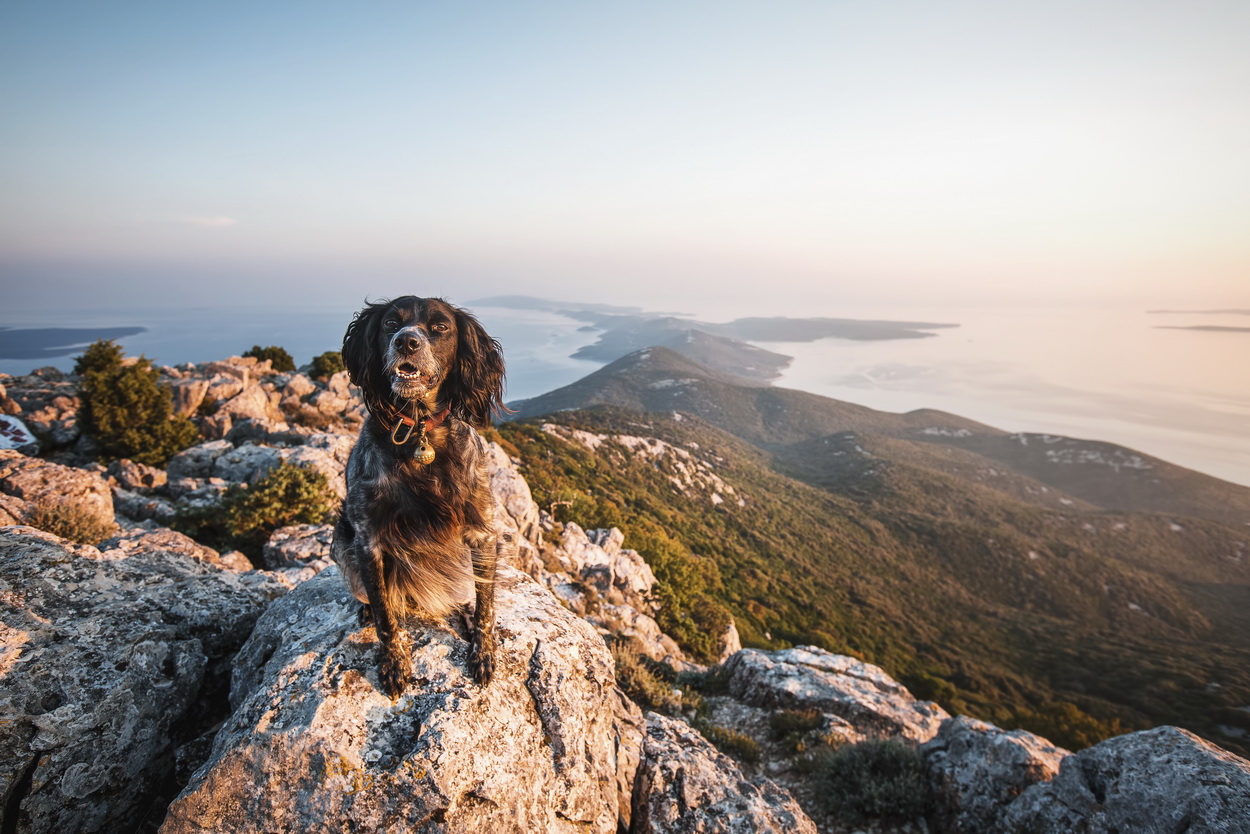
[342, 296, 505, 428]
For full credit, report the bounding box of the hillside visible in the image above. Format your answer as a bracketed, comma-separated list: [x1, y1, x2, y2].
[507, 346, 1250, 528]
[496, 408, 1250, 758]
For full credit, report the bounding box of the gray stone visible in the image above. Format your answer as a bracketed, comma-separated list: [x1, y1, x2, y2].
[722, 647, 948, 743]
[217, 384, 282, 424]
[112, 486, 178, 524]
[1002, 725, 1250, 833]
[922, 715, 1068, 832]
[0, 527, 286, 834]
[632, 712, 818, 834]
[262, 523, 334, 570]
[166, 440, 233, 481]
[168, 377, 209, 418]
[0, 449, 113, 532]
[107, 458, 168, 491]
[161, 565, 642, 834]
[211, 442, 282, 484]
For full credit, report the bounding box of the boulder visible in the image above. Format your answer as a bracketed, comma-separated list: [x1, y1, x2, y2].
[161, 565, 643, 833]
[211, 443, 282, 484]
[112, 487, 177, 525]
[106, 458, 168, 491]
[261, 523, 334, 570]
[99, 526, 231, 569]
[168, 377, 209, 418]
[922, 715, 1069, 832]
[0, 449, 113, 531]
[166, 440, 233, 481]
[1001, 725, 1250, 833]
[0, 527, 286, 834]
[632, 712, 818, 834]
[722, 647, 948, 743]
[217, 384, 282, 424]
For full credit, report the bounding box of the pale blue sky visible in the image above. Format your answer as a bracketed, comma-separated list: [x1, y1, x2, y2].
[3, 0, 1247, 315]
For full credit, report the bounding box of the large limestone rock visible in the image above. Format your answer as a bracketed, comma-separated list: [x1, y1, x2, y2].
[722, 647, 949, 743]
[1001, 725, 1250, 833]
[0, 449, 113, 531]
[632, 712, 818, 834]
[922, 715, 1069, 832]
[0, 527, 286, 834]
[161, 565, 645, 833]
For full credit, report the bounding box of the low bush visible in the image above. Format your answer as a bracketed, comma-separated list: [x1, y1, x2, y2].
[25, 498, 117, 545]
[175, 462, 336, 560]
[813, 739, 929, 823]
[75, 339, 200, 467]
[610, 639, 682, 714]
[692, 718, 761, 763]
[242, 345, 296, 373]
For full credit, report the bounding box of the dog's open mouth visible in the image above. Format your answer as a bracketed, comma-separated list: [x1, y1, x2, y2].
[394, 362, 424, 381]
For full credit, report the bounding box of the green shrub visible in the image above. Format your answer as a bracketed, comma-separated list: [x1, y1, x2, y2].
[611, 639, 683, 713]
[309, 350, 344, 380]
[76, 339, 200, 467]
[815, 739, 929, 823]
[25, 498, 117, 545]
[1011, 701, 1126, 751]
[175, 462, 337, 560]
[692, 718, 761, 763]
[242, 345, 295, 372]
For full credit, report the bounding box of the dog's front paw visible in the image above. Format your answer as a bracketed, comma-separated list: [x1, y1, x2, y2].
[468, 629, 496, 686]
[378, 647, 413, 698]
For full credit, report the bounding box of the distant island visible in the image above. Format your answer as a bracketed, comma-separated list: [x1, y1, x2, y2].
[1154, 325, 1250, 333]
[0, 326, 147, 361]
[1147, 309, 1250, 315]
[469, 295, 959, 383]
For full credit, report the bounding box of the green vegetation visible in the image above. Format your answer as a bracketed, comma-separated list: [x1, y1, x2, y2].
[498, 408, 1250, 758]
[175, 462, 336, 561]
[610, 639, 682, 713]
[242, 344, 296, 372]
[310, 350, 345, 380]
[813, 740, 929, 823]
[75, 339, 200, 467]
[25, 498, 117, 545]
[691, 718, 761, 763]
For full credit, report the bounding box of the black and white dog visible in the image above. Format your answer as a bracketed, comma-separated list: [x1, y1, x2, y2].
[331, 296, 505, 697]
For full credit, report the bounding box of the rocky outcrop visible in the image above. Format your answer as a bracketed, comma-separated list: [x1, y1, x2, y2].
[0, 368, 81, 450]
[922, 715, 1069, 832]
[162, 565, 644, 834]
[722, 647, 949, 743]
[0, 526, 287, 834]
[0, 449, 113, 531]
[1001, 725, 1250, 833]
[633, 712, 818, 834]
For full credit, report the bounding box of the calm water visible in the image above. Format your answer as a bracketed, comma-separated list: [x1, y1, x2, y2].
[3, 303, 1247, 487]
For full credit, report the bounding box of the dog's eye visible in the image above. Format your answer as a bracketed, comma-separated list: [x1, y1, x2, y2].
[384, 319, 400, 330]
[431, 322, 450, 334]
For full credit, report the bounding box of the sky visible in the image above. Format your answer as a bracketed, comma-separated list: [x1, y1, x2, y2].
[2, 0, 1248, 315]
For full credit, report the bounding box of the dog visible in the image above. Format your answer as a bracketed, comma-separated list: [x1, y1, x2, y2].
[331, 296, 506, 697]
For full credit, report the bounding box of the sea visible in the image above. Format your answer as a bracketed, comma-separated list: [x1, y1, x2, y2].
[2, 302, 1247, 488]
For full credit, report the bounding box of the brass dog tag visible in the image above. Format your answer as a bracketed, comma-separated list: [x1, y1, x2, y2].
[414, 435, 436, 465]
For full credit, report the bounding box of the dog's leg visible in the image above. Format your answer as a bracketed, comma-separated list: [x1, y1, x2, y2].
[358, 539, 412, 698]
[466, 533, 501, 686]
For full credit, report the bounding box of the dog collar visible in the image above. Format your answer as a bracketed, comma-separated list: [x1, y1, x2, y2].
[389, 405, 451, 454]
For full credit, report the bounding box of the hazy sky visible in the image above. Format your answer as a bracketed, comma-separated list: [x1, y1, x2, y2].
[3, 0, 1247, 315]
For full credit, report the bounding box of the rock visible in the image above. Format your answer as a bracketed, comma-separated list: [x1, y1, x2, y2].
[558, 523, 657, 607]
[631, 712, 818, 834]
[282, 374, 316, 401]
[1002, 725, 1250, 833]
[107, 458, 168, 490]
[922, 715, 1069, 832]
[161, 565, 642, 833]
[166, 440, 233, 481]
[0, 372, 80, 448]
[99, 526, 232, 568]
[279, 445, 347, 499]
[168, 377, 209, 418]
[0, 527, 286, 834]
[211, 443, 282, 484]
[483, 441, 542, 570]
[261, 523, 334, 570]
[722, 647, 948, 743]
[217, 384, 283, 424]
[0, 449, 113, 531]
[716, 620, 741, 664]
[204, 373, 245, 403]
[112, 486, 178, 524]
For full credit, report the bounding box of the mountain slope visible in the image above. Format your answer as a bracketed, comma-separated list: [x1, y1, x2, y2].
[507, 347, 1250, 527]
[495, 408, 1250, 757]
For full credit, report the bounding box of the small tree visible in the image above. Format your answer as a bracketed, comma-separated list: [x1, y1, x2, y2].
[309, 350, 345, 380]
[242, 345, 295, 372]
[76, 340, 199, 467]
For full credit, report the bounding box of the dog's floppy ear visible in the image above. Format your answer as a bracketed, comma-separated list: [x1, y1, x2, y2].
[342, 300, 390, 411]
[446, 306, 505, 428]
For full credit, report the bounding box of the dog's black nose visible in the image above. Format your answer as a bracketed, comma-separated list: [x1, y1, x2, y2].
[399, 332, 424, 352]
